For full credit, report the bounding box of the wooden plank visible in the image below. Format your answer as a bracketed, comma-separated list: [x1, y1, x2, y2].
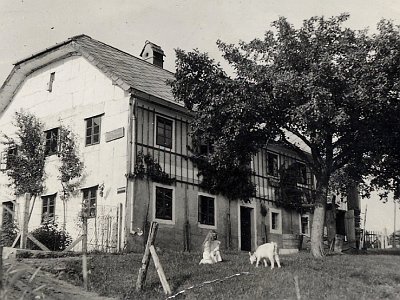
[136, 222, 159, 291]
[150, 245, 171, 295]
[63, 235, 83, 252]
[27, 234, 50, 251]
[3, 205, 15, 216]
[11, 233, 21, 248]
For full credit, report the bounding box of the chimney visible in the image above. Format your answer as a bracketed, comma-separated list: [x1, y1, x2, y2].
[140, 40, 165, 68]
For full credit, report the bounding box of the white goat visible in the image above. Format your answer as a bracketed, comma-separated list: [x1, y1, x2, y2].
[249, 242, 281, 269]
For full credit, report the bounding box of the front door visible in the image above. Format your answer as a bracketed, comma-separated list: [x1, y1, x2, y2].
[240, 206, 252, 251]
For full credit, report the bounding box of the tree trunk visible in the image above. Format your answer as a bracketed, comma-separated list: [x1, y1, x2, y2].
[311, 204, 326, 257]
[310, 177, 329, 258]
[63, 199, 66, 231]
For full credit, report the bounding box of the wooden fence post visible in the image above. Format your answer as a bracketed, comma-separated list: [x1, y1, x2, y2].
[150, 245, 171, 295]
[136, 222, 158, 291]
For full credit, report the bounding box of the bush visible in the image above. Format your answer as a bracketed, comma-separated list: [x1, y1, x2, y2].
[28, 221, 72, 251]
[1, 213, 18, 247]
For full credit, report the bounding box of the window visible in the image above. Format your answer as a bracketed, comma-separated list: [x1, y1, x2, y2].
[0, 147, 17, 171]
[85, 115, 102, 146]
[198, 141, 214, 156]
[2, 201, 15, 225]
[156, 116, 173, 148]
[154, 186, 173, 222]
[44, 128, 59, 156]
[198, 195, 215, 226]
[269, 208, 282, 234]
[0, 151, 7, 171]
[82, 186, 97, 218]
[47, 72, 55, 92]
[271, 213, 279, 229]
[266, 152, 279, 177]
[42, 194, 56, 223]
[301, 214, 310, 236]
[297, 162, 308, 185]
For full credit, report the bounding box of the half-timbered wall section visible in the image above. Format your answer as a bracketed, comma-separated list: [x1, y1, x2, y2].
[134, 102, 315, 194]
[252, 146, 314, 203]
[134, 102, 198, 185]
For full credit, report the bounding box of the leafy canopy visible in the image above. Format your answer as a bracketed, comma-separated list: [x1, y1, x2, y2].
[3, 111, 46, 196]
[170, 14, 376, 202]
[358, 20, 400, 200]
[58, 126, 84, 201]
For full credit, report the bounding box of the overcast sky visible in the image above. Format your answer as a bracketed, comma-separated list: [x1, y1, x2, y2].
[1, 0, 400, 233]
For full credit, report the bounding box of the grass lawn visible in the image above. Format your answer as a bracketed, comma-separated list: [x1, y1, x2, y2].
[25, 249, 400, 299]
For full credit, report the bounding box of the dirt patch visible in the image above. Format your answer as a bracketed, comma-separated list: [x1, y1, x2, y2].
[4, 259, 116, 300]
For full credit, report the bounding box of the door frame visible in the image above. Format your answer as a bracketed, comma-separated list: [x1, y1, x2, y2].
[237, 201, 257, 251]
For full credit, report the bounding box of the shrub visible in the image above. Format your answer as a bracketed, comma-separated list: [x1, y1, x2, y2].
[28, 221, 72, 251]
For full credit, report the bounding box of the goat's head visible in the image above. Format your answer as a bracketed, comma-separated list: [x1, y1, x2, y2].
[249, 252, 256, 264]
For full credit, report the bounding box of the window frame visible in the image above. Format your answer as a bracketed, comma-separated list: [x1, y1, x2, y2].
[266, 151, 279, 178]
[198, 192, 217, 229]
[44, 127, 60, 156]
[296, 162, 308, 186]
[153, 183, 175, 225]
[300, 213, 310, 237]
[2, 201, 15, 225]
[41, 193, 56, 224]
[269, 207, 282, 234]
[155, 115, 174, 150]
[0, 151, 8, 171]
[82, 186, 98, 218]
[85, 115, 103, 146]
[0, 147, 18, 171]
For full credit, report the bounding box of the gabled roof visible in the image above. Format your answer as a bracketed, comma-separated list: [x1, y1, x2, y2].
[0, 34, 178, 113]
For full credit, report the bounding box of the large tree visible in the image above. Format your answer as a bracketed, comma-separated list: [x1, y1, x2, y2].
[170, 14, 385, 258]
[357, 20, 400, 201]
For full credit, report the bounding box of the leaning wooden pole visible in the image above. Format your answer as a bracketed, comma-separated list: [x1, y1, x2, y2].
[0, 245, 2, 292]
[136, 221, 158, 291]
[150, 245, 171, 295]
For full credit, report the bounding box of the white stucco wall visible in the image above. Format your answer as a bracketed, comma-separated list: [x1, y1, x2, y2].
[0, 55, 130, 251]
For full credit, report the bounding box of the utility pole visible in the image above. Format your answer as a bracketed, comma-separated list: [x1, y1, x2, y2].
[394, 200, 396, 248]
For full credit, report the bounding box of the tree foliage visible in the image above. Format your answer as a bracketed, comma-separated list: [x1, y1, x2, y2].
[358, 20, 400, 200]
[3, 111, 46, 196]
[58, 126, 84, 201]
[170, 14, 399, 257]
[132, 151, 175, 185]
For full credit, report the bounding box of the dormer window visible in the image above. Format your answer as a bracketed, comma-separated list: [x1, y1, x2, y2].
[47, 72, 55, 92]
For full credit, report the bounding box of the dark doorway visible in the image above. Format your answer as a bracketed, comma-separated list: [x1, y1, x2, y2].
[240, 206, 252, 251]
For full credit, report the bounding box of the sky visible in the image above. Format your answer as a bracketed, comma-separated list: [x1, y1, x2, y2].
[1, 0, 400, 233]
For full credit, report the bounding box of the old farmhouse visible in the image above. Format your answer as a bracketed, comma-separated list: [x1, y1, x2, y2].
[0, 35, 357, 253]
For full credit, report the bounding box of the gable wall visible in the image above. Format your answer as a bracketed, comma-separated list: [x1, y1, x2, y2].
[0, 55, 130, 251]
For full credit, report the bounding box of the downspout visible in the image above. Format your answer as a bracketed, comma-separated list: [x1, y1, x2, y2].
[127, 95, 137, 236]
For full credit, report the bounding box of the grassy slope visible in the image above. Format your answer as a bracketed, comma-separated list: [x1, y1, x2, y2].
[88, 250, 400, 299]
[26, 250, 400, 299]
